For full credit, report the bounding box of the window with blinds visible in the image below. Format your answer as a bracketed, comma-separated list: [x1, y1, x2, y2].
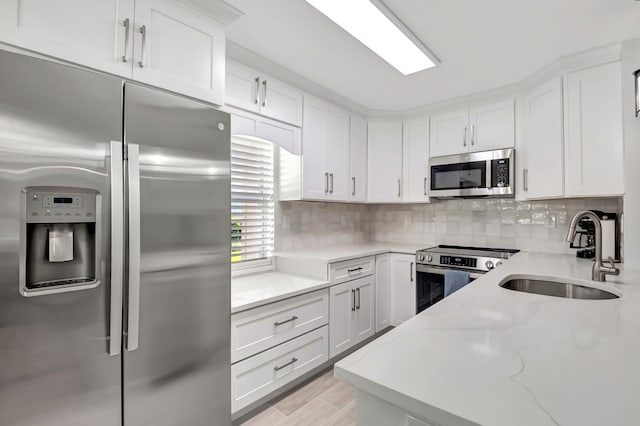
[231, 136, 275, 264]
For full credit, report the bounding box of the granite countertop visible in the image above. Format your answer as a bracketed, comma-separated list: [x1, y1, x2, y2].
[232, 242, 426, 313]
[274, 242, 426, 263]
[231, 271, 330, 314]
[335, 252, 640, 426]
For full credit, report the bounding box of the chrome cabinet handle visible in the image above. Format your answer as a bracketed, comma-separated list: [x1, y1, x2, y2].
[352, 177, 356, 196]
[463, 126, 467, 147]
[329, 173, 334, 194]
[523, 168, 529, 192]
[397, 179, 401, 197]
[274, 357, 298, 371]
[138, 25, 147, 68]
[423, 177, 428, 196]
[471, 125, 475, 146]
[274, 316, 298, 327]
[347, 267, 363, 274]
[410, 262, 414, 282]
[262, 80, 268, 107]
[356, 288, 361, 310]
[122, 18, 131, 63]
[126, 144, 141, 351]
[109, 141, 124, 356]
[351, 289, 356, 311]
[324, 172, 329, 193]
[254, 77, 260, 104]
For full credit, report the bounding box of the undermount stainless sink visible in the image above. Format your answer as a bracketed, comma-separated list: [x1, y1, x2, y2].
[500, 278, 619, 300]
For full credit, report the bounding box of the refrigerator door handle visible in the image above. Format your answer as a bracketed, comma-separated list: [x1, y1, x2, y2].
[126, 144, 141, 351]
[109, 141, 124, 356]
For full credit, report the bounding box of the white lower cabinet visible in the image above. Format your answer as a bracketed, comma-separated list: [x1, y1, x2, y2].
[375, 254, 392, 332]
[231, 289, 329, 363]
[231, 326, 329, 413]
[391, 254, 416, 327]
[329, 275, 375, 358]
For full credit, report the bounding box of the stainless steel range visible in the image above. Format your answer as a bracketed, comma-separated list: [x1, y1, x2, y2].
[415, 245, 519, 313]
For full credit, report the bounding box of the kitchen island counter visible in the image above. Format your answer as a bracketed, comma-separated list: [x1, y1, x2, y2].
[335, 252, 640, 426]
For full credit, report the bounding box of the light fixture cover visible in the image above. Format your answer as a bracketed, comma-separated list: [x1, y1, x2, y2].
[305, 0, 436, 75]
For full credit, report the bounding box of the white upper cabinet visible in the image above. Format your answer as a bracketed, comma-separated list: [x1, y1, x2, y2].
[520, 77, 565, 199]
[468, 99, 515, 152]
[402, 116, 430, 203]
[0, 0, 225, 104]
[349, 115, 368, 202]
[565, 61, 624, 197]
[133, 0, 225, 105]
[430, 99, 515, 157]
[368, 120, 403, 203]
[429, 109, 469, 157]
[301, 96, 349, 201]
[225, 60, 303, 126]
[0, 0, 134, 77]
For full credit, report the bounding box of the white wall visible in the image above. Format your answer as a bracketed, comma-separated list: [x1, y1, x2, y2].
[622, 39, 640, 265]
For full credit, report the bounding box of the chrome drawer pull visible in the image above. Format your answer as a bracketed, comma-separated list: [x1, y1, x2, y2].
[274, 357, 298, 371]
[347, 267, 363, 274]
[274, 316, 298, 327]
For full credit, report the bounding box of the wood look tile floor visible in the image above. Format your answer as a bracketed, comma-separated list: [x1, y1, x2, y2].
[240, 368, 356, 426]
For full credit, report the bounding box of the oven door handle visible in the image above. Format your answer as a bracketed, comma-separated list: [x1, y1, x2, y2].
[416, 264, 484, 280]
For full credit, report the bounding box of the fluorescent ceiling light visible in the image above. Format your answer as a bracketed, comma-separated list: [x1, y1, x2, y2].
[305, 0, 437, 75]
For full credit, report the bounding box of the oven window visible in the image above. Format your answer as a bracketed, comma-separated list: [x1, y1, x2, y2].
[431, 161, 486, 190]
[416, 271, 444, 314]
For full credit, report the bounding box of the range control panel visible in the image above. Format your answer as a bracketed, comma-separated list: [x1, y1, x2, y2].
[440, 256, 477, 268]
[25, 189, 97, 223]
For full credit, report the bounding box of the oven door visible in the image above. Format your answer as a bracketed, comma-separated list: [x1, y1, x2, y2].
[416, 265, 483, 313]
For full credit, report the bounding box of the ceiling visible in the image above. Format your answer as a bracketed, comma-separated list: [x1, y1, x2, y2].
[224, 0, 640, 112]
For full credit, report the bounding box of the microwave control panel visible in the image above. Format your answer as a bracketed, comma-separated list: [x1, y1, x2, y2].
[491, 159, 510, 188]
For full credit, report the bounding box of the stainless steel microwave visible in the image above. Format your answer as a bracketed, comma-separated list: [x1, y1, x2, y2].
[428, 148, 515, 198]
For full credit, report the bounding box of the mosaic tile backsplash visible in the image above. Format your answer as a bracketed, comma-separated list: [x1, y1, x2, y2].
[276, 198, 622, 255]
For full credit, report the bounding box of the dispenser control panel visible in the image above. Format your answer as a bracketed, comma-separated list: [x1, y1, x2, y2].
[25, 189, 97, 223]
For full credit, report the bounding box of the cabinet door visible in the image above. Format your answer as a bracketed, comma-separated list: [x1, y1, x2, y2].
[367, 121, 403, 203]
[565, 62, 624, 197]
[259, 75, 304, 127]
[468, 99, 515, 152]
[349, 115, 368, 202]
[391, 254, 415, 326]
[403, 116, 430, 202]
[301, 96, 329, 200]
[324, 105, 350, 201]
[0, 0, 133, 77]
[329, 281, 356, 358]
[375, 254, 392, 332]
[353, 276, 375, 344]
[429, 109, 468, 157]
[226, 60, 260, 113]
[522, 78, 564, 199]
[133, 0, 225, 105]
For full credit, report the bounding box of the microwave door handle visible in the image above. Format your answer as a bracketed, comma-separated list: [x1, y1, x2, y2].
[126, 144, 141, 351]
[486, 160, 492, 189]
[109, 141, 124, 356]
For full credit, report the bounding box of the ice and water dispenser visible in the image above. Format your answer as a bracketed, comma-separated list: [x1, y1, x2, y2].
[20, 187, 101, 296]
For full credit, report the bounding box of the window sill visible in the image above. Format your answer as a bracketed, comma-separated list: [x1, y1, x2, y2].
[231, 259, 274, 278]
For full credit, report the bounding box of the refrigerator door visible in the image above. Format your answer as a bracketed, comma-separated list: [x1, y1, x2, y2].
[122, 83, 231, 425]
[0, 51, 123, 425]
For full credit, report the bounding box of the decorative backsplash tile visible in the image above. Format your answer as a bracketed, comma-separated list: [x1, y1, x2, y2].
[275, 197, 623, 255]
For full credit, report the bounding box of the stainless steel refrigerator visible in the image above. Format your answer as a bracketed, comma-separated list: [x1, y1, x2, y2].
[0, 49, 231, 425]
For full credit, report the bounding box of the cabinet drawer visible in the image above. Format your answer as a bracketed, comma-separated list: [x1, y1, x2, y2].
[329, 256, 374, 284]
[231, 326, 329, 413]
[231, 289, 329, 363]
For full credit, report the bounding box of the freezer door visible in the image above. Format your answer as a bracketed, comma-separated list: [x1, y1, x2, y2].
[0, 51, 123, 425]
[123, 83, 231, 425]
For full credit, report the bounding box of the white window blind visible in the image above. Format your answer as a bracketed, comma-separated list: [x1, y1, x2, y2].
[231, 136, 275, 264]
